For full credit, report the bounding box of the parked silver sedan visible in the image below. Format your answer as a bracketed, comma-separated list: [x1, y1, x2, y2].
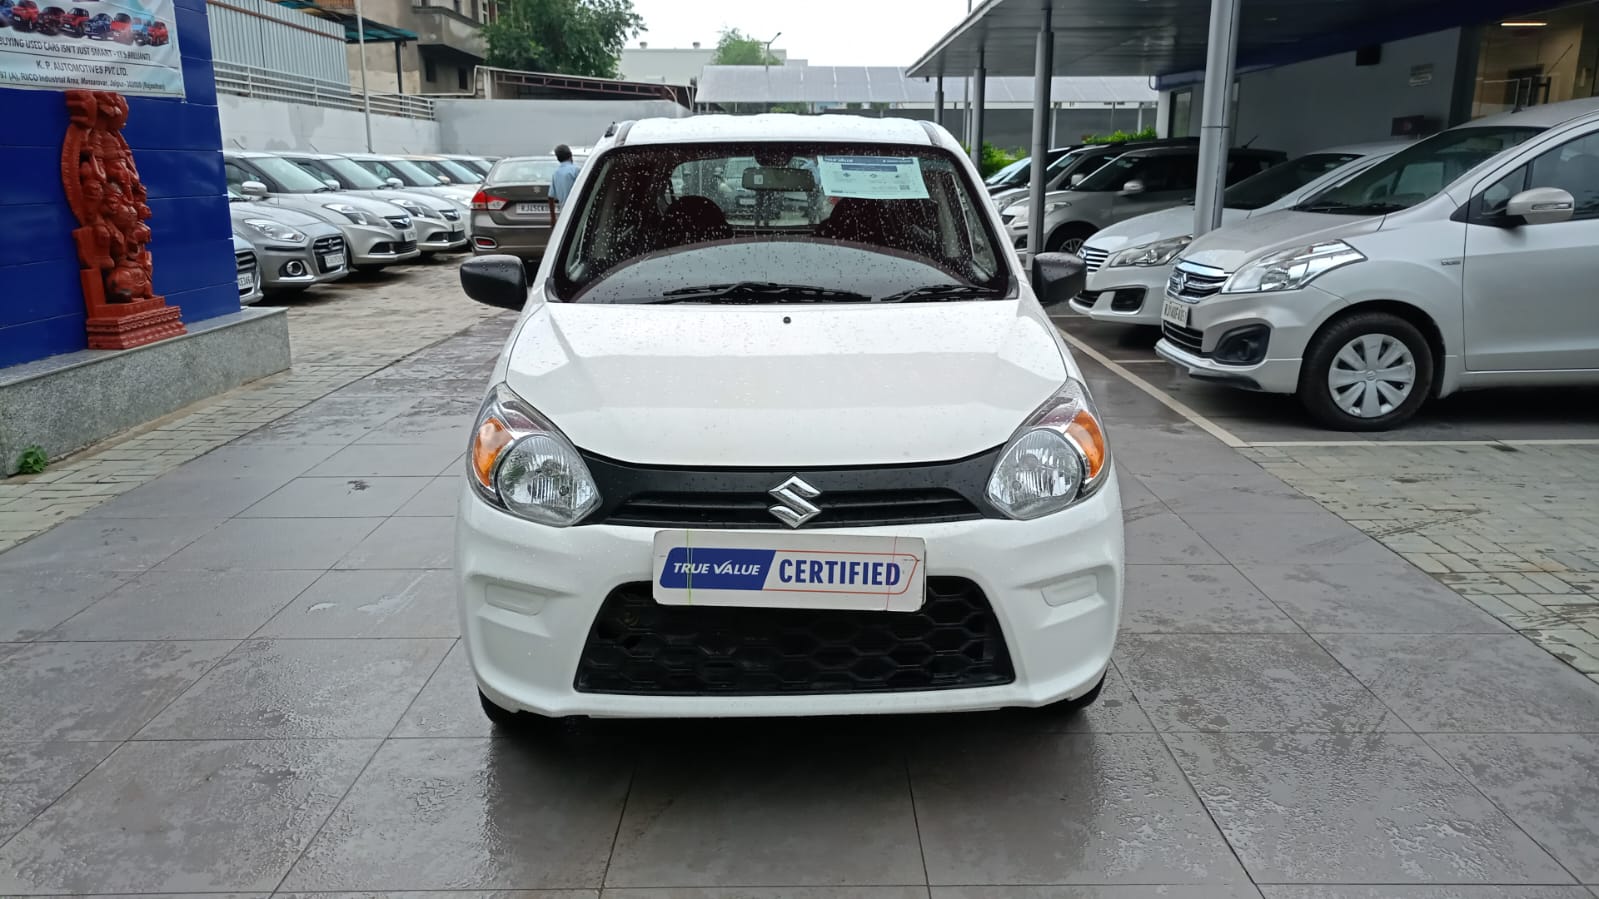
[274, 152, 468, 254]
[231, 235, 263, 306]
[229, 189, 349, 293]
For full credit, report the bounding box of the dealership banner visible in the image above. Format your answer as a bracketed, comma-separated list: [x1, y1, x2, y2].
[0, 0, 183, 97]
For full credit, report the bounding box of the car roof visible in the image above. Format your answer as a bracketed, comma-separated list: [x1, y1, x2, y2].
[623, 114, 936, 147]
[1468, 96, 1599, 129]
[496, 155, 560, 162]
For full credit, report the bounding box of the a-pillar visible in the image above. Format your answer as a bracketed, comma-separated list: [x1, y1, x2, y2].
[1026, 1, 1053, 263]
[934, 74, 944, 127]
[1193, 0, 1241, 237]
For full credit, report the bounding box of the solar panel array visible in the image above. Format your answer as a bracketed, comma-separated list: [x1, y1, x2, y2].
[695, 66, 1155, 106]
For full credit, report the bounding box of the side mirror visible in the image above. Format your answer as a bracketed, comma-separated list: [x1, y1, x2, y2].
[1069, 173, 1086, 187]
[323, 178, 340, 191]
[1505, 187, 1575, 226]
[240, 180, 268, 198]
[460, 254, 528, 310]
[437, 175, 453, 184]
[1121, 180, 1146, 195]
[385, 177, 404, 189]
[1031, 251, 1087, 309]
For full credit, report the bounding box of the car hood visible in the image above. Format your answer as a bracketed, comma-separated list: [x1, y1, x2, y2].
[264, 191, 407, 218]
[1178, 210, 1383, 272]
[344, 188, 453, 216]
[501, 299, 1072, 467]
[228, 201, 328, 229]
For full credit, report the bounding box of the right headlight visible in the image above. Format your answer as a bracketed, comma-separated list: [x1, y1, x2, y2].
[1223, 240, 1365, 294]
[1107, 235, 1192, 268]
[467, 383, 599, 527]
[986, 378, 1111, 520]
[322, 203, 370, 226]
[242, 218, 306, 243]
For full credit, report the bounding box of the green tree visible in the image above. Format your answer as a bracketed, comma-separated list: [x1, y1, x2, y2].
[483, 0, 643, 78]
[712, 28, 779, 66]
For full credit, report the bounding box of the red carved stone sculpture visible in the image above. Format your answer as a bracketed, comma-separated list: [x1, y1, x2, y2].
[61, 89, 185, 350]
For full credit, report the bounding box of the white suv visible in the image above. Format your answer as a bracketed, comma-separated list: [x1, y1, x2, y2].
[453, 115, 1125, 725]
[1158, 97, 1599, 430]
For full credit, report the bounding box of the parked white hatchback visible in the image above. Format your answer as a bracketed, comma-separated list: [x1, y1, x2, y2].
[1158, 97, 1599, 430]
[1073, 142, 1407, 326]
[454, 115, 1124, 726]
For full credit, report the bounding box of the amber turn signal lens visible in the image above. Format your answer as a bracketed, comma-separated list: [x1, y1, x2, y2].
[1066, 409, 1107, 480]
[471, 417, 514, 488]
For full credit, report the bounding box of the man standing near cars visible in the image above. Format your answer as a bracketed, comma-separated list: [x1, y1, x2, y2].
[549, 144, 580, 210]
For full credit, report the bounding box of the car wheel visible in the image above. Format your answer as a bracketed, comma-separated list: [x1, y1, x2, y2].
[1299, 311, 1433, 431]
[1045, 224, 1095, 256]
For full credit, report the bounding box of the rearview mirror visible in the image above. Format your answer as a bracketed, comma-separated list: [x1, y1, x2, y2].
[1121, 180, 1146, 195]
[385, 177, 404, 189]
[1031, 252, 1087, 308]
[322, 178, 340, 191]
[1506, 187, 1575, 226]
[742, 166, 816, 191]
[240, 180, 268, 198]
[459, 254, 528, 310]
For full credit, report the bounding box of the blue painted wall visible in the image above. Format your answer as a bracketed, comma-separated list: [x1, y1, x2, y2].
[0, 0, 237, 369]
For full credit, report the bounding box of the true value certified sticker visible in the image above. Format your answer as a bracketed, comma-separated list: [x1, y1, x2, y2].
[651, 531, 927, 612]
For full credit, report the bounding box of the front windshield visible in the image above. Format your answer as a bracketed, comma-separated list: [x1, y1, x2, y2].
[322, 157, 387, 189]
[490, 158, 561, 184]
[987, 157, 1031, 186]
[554, 142, 1009, 304]
[249, 156, 330, 193]
[358, 157, 443, 187]
[428, 158, 483, 183]
[1224, 152, 1361, 210]
[1298, 126, 1543, 214]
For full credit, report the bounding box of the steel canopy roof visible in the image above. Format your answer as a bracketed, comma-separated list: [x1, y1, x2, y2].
[695, 66, 1155, 105]
[907, 0, 1553, 79]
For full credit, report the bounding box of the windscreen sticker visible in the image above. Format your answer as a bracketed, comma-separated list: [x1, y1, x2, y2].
[817, 156, 930, 200]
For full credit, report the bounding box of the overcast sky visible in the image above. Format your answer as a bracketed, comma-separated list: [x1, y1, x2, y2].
[628, 0, 973, 67]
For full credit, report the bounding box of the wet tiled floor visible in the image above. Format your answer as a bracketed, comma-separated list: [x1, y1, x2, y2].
[2, 314, 1598, 897]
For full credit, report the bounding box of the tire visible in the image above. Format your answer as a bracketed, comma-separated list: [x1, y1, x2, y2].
[1044, 223, 1095, 255]
[478, 688, 524, 728]
[1038, 671, 1106, 717]
[1298, 311, 1433, 431]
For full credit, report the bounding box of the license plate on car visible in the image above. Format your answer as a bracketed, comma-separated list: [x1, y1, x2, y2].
[321, 253, 345, 269]
[515, 202, 549, 215]
[1162, 298, 1189, 328]
[652, 531, 926, 612]
[401, 229, 416, 242]
[236, 273, 253, 291]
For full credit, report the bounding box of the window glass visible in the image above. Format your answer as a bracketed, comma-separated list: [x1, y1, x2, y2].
[241, 156, 328, 193]
[1479, 164, 1528, 217]
[552, 143, 1009, 303]
[1224, 153, 1361, 210]
[1300, 126, 1543, 214]
[1074, 154, 1144, 191]
[1527, 131, 1599, 217]
[322, 157, 387, 189]
[491, 158, 562, 184]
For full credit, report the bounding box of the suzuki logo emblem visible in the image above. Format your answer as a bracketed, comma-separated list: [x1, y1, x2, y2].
[1172, 271, 1188, 293]
[768, 476, 822, 528]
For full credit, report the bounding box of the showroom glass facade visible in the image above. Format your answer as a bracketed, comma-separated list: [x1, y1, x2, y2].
[1472, 1, 1599, 117]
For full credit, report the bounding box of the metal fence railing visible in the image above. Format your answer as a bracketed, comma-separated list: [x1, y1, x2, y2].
[213, 61, 438, 121]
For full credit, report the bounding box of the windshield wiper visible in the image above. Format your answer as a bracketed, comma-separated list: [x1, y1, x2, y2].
[878, 284, 1006, 303]
[1296, 200, 1406, 215]
[648, 282, 872, 304]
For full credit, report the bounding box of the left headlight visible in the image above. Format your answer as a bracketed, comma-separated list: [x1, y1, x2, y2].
[242, 218, 306, 243]
[467, 383, 600, 527]
[1107, 235, 1192, 268]
[1224, 240, 1365, 294]
[392, 199, 428, 218]
[986, 378, 1111, 520]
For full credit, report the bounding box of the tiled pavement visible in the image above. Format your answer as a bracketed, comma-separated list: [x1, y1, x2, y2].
[0, 258, 501, 553]
[3, 298, 1599, 895]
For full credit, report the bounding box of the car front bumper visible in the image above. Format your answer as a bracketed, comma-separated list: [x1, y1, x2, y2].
[1072, 264, 1170, 325]
[1154, 283, 1338, 393]
[341, 223, 421, 266]
[456, 471, 1125, 719]
[255, 238, 349, 291]
[415, 218, 469, 252]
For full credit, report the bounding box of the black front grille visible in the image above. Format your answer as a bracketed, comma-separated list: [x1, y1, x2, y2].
[234, 251, 257, 295]
[394, 239, 417, 254]
[312, 235, 342, 253]
[440, 208, 461, 221]
[425, 229, 448, 243]
[580, 449, 1000, 529]
[384, 215, 412, 230]
[575, 579, 1015, 696]
[1163, 321, 1205, 354]
[1079, 246, 1108, 272]
[1109, 287, 1146, 312]
[1167, 262, 1228, 302]
[1069, 290, 1098, 311]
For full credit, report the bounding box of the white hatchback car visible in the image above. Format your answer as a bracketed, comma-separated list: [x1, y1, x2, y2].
[1158, 97, 1599, 430]
[1072, 142, 1407, 326]
[453, 115, 1125, 726]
